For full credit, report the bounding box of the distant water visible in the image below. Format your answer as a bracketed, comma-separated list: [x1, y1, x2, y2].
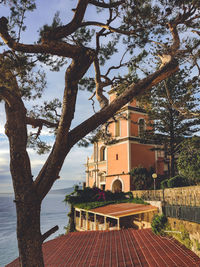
[0, 192, 70, 266]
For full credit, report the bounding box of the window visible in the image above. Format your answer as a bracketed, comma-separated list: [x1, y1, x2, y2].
[100, 146, 106, 161]
[116, 154, 119, 160]
[138, 118, 145, 137]
[115, 120, 120, 137]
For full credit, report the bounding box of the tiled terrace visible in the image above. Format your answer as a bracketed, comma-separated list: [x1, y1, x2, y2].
[6, 228, 200, 267]
[75, 203, 158, 231]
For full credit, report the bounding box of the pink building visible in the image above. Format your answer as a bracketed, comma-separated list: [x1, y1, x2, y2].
[85, 90, 165, 192]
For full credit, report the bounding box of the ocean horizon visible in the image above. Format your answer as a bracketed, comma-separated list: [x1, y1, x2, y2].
[0, 190, 71, 266]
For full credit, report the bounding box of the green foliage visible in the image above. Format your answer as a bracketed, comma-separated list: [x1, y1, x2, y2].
[75, 197, 148, 210]
[161, 179, 168, 189]
[71, 27, 95, 46]
[177, 137, 200, 184]
[78, 77, 95, 92]
[167, 175, 191, 188]
[64, 186, 148, 210]
[65, 205, 76, 233]
[130, 166, 154, 190]
[170, 225, 192, 250]
[6, 0, 36, 41]
[195, 239, 200, 251]
[142, 70, 200, 177]
[99, 40, 118, 66]
[151, 214, 168, 235]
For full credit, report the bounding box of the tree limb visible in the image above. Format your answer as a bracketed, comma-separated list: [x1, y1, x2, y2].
[44, 0, 89, 40]
[81, 21, 142, 36]
[68, 58, 179, 148]
[94, 56, 109, 109]
[26, 117, 58, 128]
[35, 51, 95, 199]
[89, 0, 124, 8]
[41, 225, 59, 242]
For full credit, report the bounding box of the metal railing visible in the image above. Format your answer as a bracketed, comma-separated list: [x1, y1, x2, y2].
[163, 205, 200, 224]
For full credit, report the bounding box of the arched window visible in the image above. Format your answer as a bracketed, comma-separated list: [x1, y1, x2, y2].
[100, 146, 106, 161]
[115, 120, 120, 137]
[138, 118, 145, 137]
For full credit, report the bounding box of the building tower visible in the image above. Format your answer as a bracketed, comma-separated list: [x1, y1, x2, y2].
[85, 90, 165, 192]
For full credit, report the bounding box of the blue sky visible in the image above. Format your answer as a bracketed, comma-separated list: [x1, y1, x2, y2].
[0, 0, 105, 193]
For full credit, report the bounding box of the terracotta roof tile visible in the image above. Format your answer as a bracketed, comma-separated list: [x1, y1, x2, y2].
[6, 229, 200, 267]
[88, 203, 158, 218]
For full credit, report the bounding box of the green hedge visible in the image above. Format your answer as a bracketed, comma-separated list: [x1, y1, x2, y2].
[167, 175, 191, 188]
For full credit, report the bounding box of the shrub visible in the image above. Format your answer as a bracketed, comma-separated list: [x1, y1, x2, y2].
[167, 175, 190, 188]
[177, 137, 200, 184]
[151, 214, 167, 235]
[161, 179, 168, 189]
[130, 166, 154, 190]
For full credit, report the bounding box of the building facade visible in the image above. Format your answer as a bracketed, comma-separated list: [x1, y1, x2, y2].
[85, 91, 165, 192]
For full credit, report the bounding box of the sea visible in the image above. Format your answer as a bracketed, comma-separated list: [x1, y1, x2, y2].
[0, 190, 71, 266]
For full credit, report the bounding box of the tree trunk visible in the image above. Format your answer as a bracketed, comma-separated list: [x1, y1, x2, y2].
[16, 197, 44, 267]
[4, 96, 44, 266]
[169, 154, 175, 178]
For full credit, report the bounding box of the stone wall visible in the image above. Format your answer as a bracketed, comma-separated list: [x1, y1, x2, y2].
[132, 185, 200, 206]
[168, 218, 200, 257]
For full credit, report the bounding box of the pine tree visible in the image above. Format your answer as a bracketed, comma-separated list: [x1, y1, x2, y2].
[144, 70, 200, 177]
[0, 0, 199, 265]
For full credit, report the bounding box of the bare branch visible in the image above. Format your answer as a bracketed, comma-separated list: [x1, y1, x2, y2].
[88, 91, 96, 113]
[164, 80, 200, 119]
[41, 225, 59, 242]
[89, 0, 124, 8]
[44, 0, 89, 40]
[81, 21, 142, 36]
[94, 56, 109, 109]
[104, 50, 129, 77]
[26, 117, 58, 129]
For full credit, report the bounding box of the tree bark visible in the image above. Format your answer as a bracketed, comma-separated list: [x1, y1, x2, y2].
[4, 95, 44, 266]
[16, 199, 43, 267]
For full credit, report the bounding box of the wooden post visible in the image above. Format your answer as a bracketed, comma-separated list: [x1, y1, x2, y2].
[74, 208, 76, 230]
[104, 216, 107, 230]
[94, 214, 97, 230]
[86, 212, 89, 230]
[117, 218, 120, 230]
[79, 210, 82, 229]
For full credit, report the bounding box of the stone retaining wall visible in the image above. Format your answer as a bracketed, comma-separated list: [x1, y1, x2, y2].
[132, 185, 200, 206]
[168, 218, 200, 257]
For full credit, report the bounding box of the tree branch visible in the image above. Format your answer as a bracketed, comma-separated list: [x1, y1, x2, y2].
[35, 50, 95, 199]
[94, 56, 109, 109]
[81, 21, 142, 36]
[89, 0, 124, 8]
[26, 117, 58, 128]
[68, 58, 179, 148]
[44, 0, 89, 40]
[0, 17, 91, 58]
[41, 225, 59, 242]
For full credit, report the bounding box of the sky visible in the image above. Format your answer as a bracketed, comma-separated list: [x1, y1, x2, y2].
[0, 0, 107, 193]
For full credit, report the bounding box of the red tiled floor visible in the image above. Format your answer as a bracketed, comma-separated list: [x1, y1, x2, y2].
[6, 229, 200, 267]
[90, 203, 158, 218]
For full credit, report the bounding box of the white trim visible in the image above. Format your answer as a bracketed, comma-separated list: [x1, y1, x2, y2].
[99, 145, 107, 161]
[128, 110, 147, 115]
[130, 140, 158, 146]
[110, 176, 124, 192]
[114, 120, 121, 137]
[107, 140, 129, 147]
